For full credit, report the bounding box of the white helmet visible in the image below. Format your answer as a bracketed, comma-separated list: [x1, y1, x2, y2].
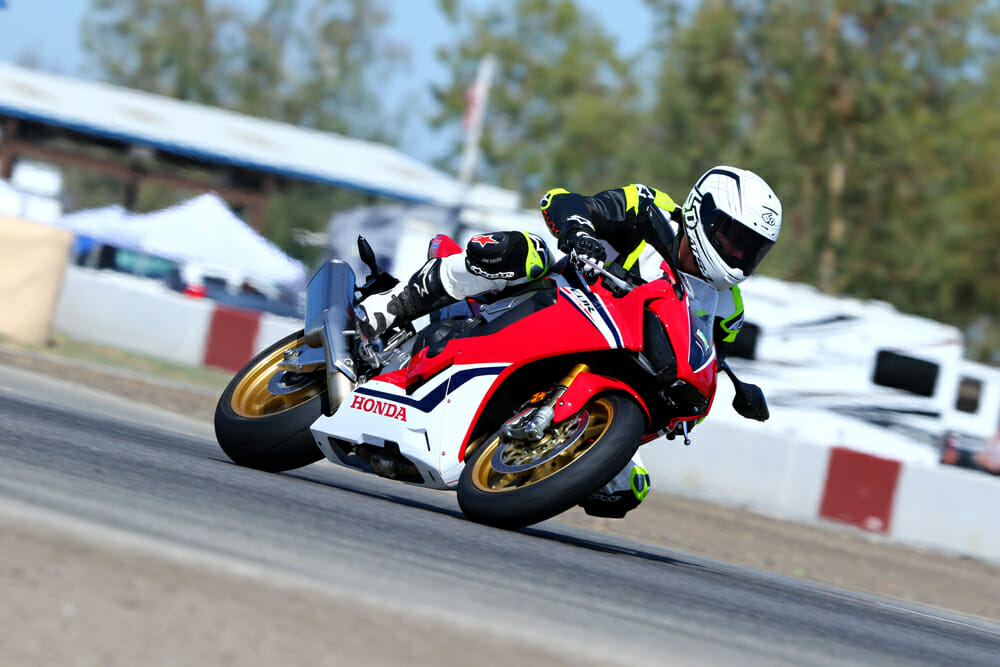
[682, 166, 782, 289]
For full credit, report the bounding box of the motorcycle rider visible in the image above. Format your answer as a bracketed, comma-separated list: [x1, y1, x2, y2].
[359, 165, 782, 518]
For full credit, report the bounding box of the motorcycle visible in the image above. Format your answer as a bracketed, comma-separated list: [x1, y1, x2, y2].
[214, 209, 768, 529]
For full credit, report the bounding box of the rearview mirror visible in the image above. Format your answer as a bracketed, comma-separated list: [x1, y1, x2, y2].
[732, 382, 769, 422]
[357, 236, 380, 277]
[719, 359, 769, 422]
[354, 236, 399, 301]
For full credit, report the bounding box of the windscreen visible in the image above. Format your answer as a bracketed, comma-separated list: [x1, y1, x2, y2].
[680, 272, 719, 371]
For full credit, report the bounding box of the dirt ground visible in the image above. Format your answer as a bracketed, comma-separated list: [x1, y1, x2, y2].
[2, 344, 999, 632]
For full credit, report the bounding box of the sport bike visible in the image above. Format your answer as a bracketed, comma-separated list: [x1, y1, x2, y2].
[214, 211, 767, 528]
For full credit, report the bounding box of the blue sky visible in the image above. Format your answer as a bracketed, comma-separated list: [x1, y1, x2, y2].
[0, 1, 652, 162]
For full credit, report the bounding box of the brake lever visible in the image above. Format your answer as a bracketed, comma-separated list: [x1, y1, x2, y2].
[575, 255, 633, 295]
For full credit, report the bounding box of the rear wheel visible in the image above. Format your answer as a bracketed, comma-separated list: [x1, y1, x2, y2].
[214, 330, 330, 472]
[457, 393, 643, 529]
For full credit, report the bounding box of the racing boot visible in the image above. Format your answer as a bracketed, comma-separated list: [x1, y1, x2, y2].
[358, 258, 458, 340]
[580, 454, 651, 519]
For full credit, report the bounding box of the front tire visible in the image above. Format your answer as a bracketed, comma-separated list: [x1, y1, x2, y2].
[457, 393, 643, 529]
[214, 330, 328, 472]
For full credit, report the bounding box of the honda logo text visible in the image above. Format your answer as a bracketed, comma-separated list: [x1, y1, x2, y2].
[350, 396, 408, 421]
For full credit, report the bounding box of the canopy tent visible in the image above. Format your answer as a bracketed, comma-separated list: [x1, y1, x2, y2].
[57, 204, 132, 244]
[129, 193, 305, 286]
[54, 193, 306, 287]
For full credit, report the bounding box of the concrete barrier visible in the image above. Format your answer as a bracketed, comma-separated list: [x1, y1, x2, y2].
[640, 402, 1000, 564]
[641, 420, 831, 524]
[256, 313, 302, 355]
[893, 465, 1000, 561]
[54, 268, 215, 366]
[53, 266, 298, 371]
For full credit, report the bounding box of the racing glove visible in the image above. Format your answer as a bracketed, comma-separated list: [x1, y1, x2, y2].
[561, 218, 606, 282]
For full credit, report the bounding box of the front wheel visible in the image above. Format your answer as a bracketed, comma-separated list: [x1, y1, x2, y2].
[457, 393, 643, 529]
[214, 330, 329, 472]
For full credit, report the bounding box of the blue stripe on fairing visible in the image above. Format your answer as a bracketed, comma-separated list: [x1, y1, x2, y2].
[561, 269, 624, 347]
[584, 290, 624, 347]
[354, 365, 507, 413]
[560, 286, 623, 348]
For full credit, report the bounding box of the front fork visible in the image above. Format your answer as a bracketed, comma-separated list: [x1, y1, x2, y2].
[502, 364, 590, 442]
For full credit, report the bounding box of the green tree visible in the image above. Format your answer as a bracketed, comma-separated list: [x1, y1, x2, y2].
[432, 0, 644, 197]
[83, 0, 398, 135]
[742, 0, 999, 317]
[643, 0, 753, 200]
[82, 0, 239, 105]
[645, 0, 1000, 355]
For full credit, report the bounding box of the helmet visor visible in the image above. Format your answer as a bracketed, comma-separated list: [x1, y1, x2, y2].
[699, 196, 775, 275]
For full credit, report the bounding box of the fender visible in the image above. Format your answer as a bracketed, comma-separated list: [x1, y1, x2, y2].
[551, 371, 650, 426]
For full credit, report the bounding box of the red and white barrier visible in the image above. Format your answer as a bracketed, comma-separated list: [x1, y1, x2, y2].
[54, 266, 298, 372]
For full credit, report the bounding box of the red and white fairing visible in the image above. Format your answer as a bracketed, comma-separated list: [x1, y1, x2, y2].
[312, 362, 508, 487]
[311, 263, 718, 489]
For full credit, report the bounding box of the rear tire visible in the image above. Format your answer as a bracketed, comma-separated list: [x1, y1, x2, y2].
[457, 393, 643, 529]
[214, 330, 329, 472]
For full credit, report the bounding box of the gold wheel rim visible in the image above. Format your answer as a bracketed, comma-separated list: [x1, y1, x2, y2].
[470, 398, 614, 493]
[231, 337, 324, 418]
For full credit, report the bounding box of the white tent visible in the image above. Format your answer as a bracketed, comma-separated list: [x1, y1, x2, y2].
[55, 193, 306, 287]
[131, 193, 305, 286]
[56, 204, 134, 246]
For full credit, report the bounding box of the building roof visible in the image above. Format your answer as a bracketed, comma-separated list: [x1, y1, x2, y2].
[0, 63, 518, 210]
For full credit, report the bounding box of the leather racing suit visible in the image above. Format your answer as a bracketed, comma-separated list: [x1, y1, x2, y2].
[539, 184, 746, 352]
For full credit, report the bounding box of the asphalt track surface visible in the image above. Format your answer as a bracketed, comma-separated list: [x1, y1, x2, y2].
[2, 364, 999, 666]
